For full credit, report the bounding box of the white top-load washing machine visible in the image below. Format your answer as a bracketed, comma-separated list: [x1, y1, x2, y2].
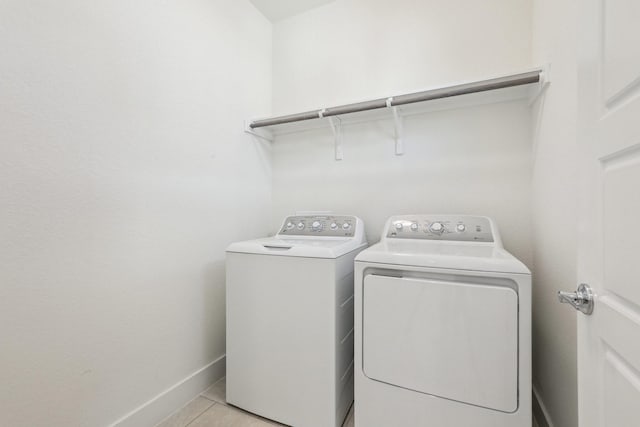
[226, 215, 367, 427]
[354, 215, 531, 427]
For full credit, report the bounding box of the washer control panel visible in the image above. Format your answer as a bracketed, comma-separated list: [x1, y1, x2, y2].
[278, 215, 357, 237]
[385, 215, 494, 242]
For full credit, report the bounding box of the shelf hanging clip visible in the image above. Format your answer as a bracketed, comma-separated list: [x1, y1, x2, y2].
[244, 120, 274, 142]
[387, 98, 404, 155]
[529, 64, 551, 106]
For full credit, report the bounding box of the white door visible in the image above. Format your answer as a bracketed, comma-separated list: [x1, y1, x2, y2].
[573, 0, 640, 425]
[362, 275, 519, 412]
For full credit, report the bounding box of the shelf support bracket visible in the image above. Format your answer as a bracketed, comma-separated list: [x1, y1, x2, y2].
[328, 116, 343, 161]
[244, 120, 274, 142]
[388, 98, 404, 155]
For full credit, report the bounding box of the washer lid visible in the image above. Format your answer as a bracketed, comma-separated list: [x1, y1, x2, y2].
[227, 236, 366, 259]
[355, 240, 530, 274]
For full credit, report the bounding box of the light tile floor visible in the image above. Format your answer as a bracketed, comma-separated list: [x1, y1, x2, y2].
[156, 377, 353, 427]
[156, 376, 541, 427]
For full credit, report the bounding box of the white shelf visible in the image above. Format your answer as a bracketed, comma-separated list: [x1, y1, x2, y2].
[245, 67, 549, 158]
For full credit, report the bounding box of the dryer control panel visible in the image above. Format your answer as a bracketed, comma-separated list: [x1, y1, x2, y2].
[278, 215, 358, 237]
[384, 215, 495, 242]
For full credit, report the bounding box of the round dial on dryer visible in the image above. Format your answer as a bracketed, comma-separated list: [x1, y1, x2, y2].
[286, 222, 294, 230]
[410, 223, 419, 231]
[311, 220, 323, 231]
[330, 222, 339, 230]
[394, 222, 403, 231]
[429, 222, 444, 234]
[342, 223, 351, 230]
[456, 224, 466, 232]
[297, 222, 305, 230]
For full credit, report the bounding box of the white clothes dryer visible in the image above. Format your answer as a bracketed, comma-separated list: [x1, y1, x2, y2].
[226, 215, 367, 427]
[354, 215, 531, 427]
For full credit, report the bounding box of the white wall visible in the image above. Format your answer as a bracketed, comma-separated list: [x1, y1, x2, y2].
[0, 1, 271, 426]
[272, 102, 534, 264]
[272, 0, 532, 115]
[530, 0, 579, 426]
[270, 0, 534, 267]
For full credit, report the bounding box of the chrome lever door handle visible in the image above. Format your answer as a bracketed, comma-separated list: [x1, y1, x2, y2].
[557, 283, 594, 315]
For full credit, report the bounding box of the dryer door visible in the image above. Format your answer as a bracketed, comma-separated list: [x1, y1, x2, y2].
[362, 274, 518, 412]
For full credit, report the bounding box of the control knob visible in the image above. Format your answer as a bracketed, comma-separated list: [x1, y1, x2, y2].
[429, 222, 444, 234]
[342, 223, 351, 230]
[297, 222, 305, 230]
[330, 222, 339, 230]
[311, 220, 323, 231]
[410, 223, 419, 231]
[394, 222, 403, 231]
[286, 222, 294, 230]
[456, 224, 466, 232]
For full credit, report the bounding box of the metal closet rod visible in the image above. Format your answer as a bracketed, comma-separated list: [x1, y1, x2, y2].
[249, 70, 541, 129]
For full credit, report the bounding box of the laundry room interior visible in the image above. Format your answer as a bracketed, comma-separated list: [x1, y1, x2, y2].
[3, 0, 639, 426]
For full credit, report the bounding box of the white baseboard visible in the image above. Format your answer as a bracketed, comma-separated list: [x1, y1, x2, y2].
[532, 384, 554, 427]
[109, 355, 226, 427]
